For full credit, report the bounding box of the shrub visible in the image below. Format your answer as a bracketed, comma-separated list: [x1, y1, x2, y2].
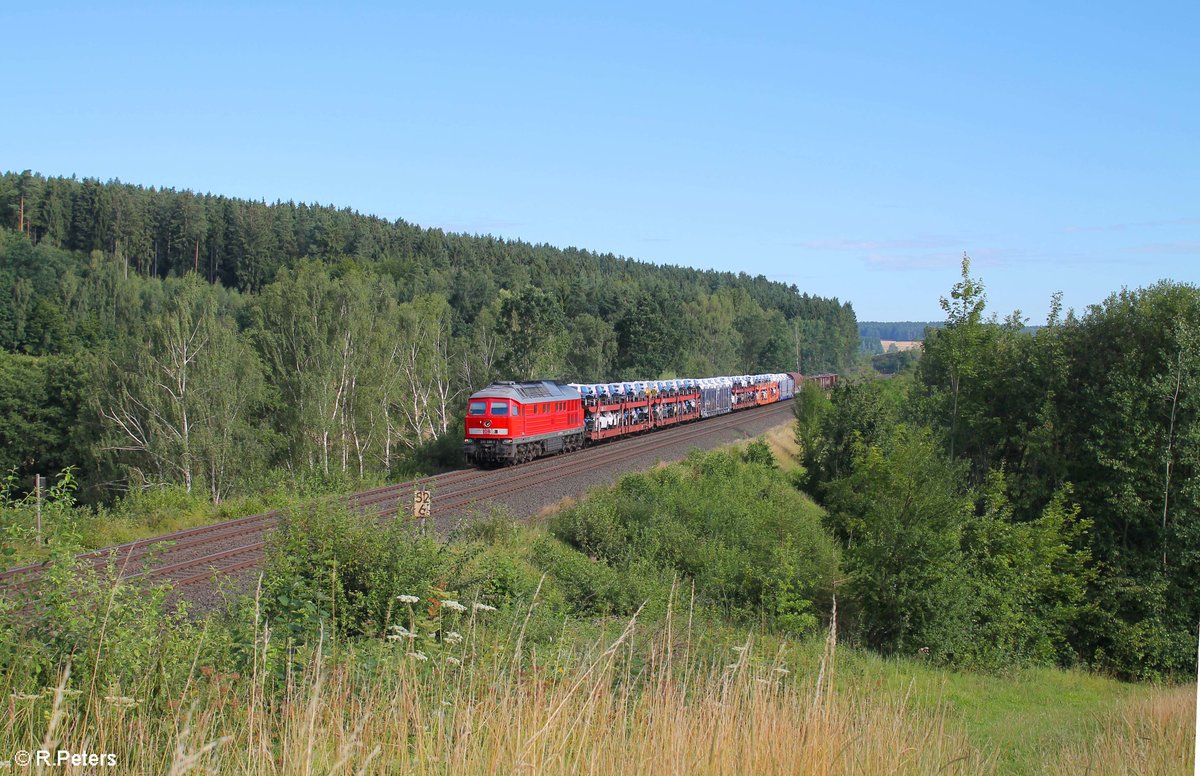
[550, 448, 839, 635]
[2, 546, 203, 699]
[260, 502, 467, 642]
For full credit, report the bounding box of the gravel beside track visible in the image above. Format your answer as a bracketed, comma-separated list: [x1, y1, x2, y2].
[3, 402, 795, 612]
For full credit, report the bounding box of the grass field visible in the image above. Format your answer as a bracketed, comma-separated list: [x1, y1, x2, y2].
[2, 599, 1192, 774]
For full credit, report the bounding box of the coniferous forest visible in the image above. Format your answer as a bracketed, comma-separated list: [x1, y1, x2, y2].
[0, 171, 858, 502]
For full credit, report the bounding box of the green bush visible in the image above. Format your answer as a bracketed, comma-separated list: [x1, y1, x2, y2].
[550, 449, 839, 635]
[529, 535, 666, 617]
[261, 502, 467, 642]
[1, 546, 203, 700]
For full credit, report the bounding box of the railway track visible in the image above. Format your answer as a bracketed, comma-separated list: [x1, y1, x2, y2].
[2, 401, 792, 598]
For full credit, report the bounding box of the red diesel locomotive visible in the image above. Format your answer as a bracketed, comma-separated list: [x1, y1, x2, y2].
[463, 381, 585, 465]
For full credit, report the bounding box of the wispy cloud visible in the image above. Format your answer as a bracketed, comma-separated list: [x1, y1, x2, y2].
[1125, 241, 1200, 255]
[861, 247, 1035, 272]
[1063, 217, 1200, 234]
[794, 234, 961, 251]
[793, 234, 985, 271]
[861, 252, 962, 270]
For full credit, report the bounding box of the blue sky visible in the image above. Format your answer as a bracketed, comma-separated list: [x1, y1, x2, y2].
[3, 1, 1196, 321]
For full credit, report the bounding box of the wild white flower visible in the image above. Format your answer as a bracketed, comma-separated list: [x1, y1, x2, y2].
[445, 631, 464, 644]
[397, 594, 421, 604]
[105, 695, 139, 709]
[473, 602, 497, 612]
[442, 600, 467, 613]
[407, 651, 429, 662]
[46, 687, 83, 697]
[10, 692, 40, 701]
[389, 625, 418, 640]
[731, 645, 748, 653]
[445, 656, 462, 666]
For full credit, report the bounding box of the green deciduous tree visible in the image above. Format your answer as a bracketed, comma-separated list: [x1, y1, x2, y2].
[98, 275, 268, 502]
[384, 293, 458, 455]
[565, 313, 617, 382]
[253, 262, 383, 477]
[495, 287, 567, 380]
[1054, 282, 1200, 677]
[800, 378, 899, 489]
[918, 253, 988, 460]
[822, 426, 973, 658]
[958, 475, 1093, 668]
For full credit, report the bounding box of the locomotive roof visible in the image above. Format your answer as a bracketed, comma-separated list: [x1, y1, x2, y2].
[469, 381, 582, 403]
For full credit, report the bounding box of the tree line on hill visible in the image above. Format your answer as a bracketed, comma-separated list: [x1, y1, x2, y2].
[799, 258, 1199, 679]
[0, 171, 858, 502]
[858, 320, 940, 342]
[858, 321, 942, 354]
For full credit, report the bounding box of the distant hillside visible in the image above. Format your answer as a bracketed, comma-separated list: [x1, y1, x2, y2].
[858, 321, 942, 353]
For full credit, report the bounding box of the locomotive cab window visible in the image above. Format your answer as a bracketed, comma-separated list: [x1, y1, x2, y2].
[469, 401, 487, 416]
[490, 401, 510, 416]
[511, 404, 519, 416]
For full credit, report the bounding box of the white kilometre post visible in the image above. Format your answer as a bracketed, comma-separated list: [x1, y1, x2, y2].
[34, 474, 43, 546]
[413, 490, 431, 535]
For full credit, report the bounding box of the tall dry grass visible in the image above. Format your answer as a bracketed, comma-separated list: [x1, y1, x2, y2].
[3, 586, 1192, 775]
[1045, 684, 1196, 775]
[2, 591, 998, 775]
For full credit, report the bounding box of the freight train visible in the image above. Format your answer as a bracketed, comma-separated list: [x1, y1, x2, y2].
[463, 372, 837, 466]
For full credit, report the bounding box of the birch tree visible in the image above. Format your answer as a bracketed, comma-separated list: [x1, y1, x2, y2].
[253, 261, 383, 477]
[99, 275, 266, 501]
[383, 293, 458, 458]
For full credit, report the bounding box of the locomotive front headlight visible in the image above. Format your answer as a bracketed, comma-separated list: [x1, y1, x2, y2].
[502, 439, 513, 444]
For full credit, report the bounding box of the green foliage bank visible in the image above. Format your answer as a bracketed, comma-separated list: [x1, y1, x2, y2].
[799, 257, 1199, 679]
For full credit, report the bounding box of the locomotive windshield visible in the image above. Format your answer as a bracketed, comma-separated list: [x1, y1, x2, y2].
[469, 401, 487, 415]
[490, 401, 510, 416]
